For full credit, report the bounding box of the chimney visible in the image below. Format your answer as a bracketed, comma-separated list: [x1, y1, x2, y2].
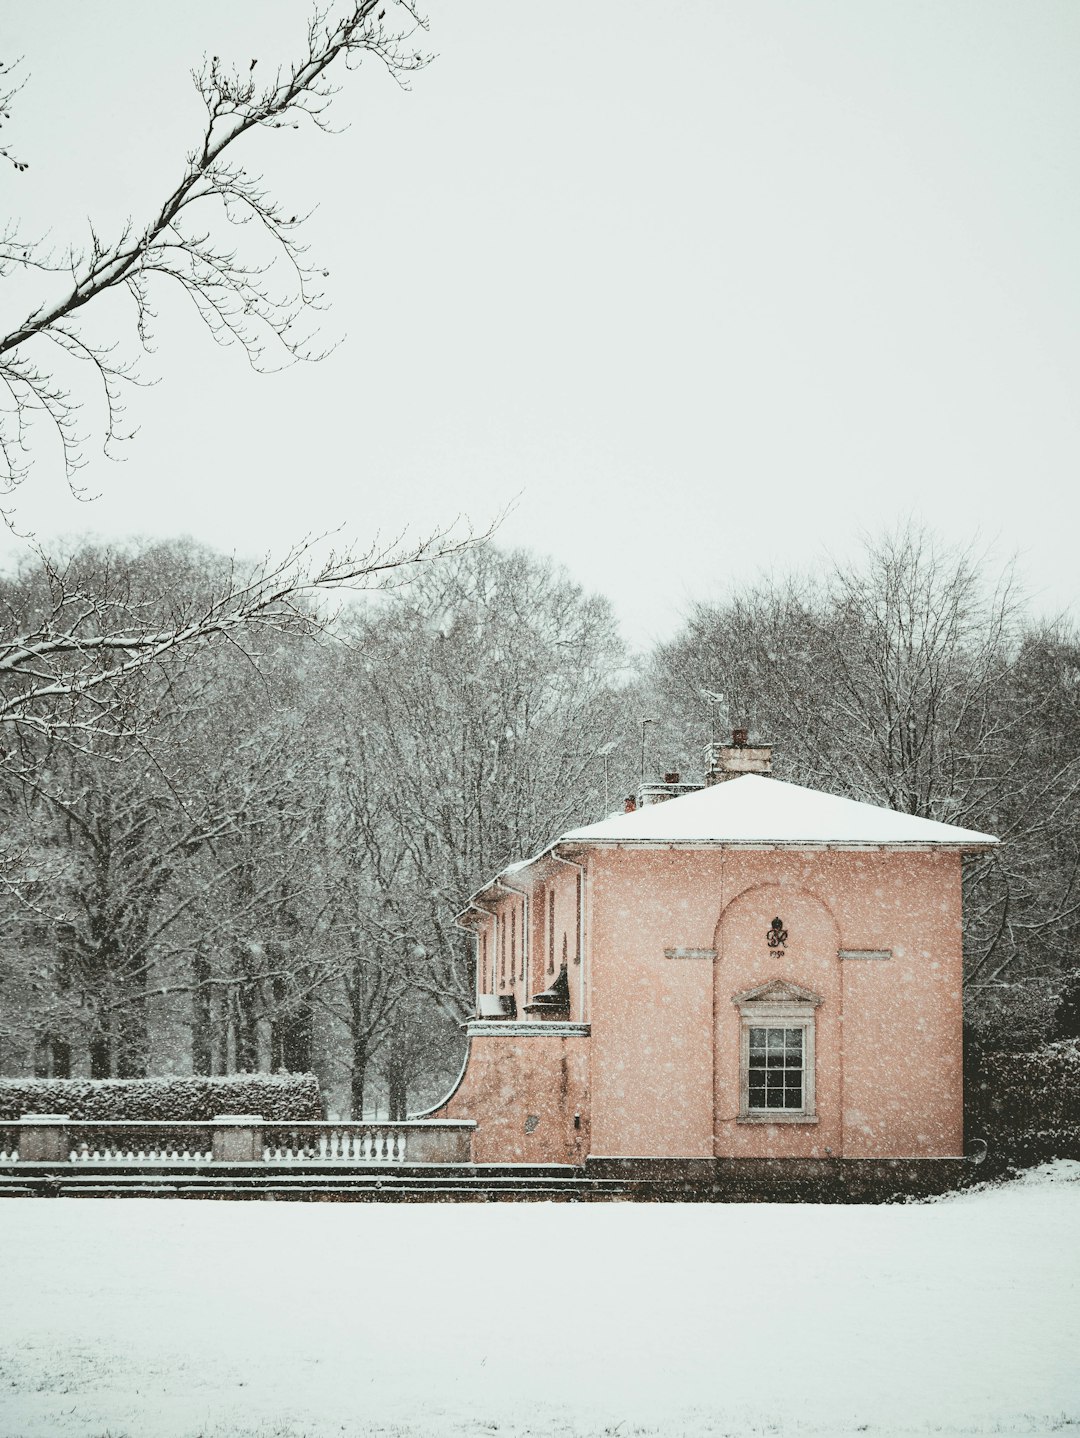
[705, 728, 772, 785]
[624, 794, 637, 813]
[637, 768, 704, 807]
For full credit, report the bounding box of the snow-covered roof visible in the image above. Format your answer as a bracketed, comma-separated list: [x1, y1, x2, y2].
[560, 774, 998, 849]
[455, 775, 997, 922]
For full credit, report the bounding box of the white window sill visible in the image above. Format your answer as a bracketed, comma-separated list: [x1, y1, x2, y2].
[737, 1113, 819, 1125]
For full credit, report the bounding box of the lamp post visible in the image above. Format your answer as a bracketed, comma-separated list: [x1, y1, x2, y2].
[639, 716, 657, 787]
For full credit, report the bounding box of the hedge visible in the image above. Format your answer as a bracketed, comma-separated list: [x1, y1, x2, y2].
[0, 1073, 323, 1122]
[967, 1038, 1080, 1167]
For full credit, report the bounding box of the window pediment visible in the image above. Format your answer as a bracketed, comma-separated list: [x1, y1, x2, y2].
[734, 980, 821, 1123]
[732, 978, 823, 1011]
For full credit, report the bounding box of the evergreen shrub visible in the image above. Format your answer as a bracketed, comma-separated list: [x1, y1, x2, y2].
[0, 1073, 323, 1122]
[967, 1038, 1080, 1167]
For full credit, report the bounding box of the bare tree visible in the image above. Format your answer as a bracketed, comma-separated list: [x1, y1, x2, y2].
[652, 524, 1080, 989]
[0, 5, 489, 757]
[0, 3, 428, 493]
[338, 546, 636, 1023]
[0, 526, 478, 763]
[0, 58, 28, 175]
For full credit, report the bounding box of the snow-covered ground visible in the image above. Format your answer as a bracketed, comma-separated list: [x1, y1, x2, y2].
[1, 1165, 1078, 1438]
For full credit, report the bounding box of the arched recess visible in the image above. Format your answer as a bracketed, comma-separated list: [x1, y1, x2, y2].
[711, 882, 840, 972]
[711, 883, 842, 1152]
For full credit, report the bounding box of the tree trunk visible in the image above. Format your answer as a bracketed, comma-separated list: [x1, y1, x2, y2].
[115, 966, 149, 1078]
[89, 1020, 111, 1078]
[281, 1000, 313, 1072]
[270, 976, 286, 1071]
[191, 947, 213, 1076]
[387, 1064, 408, 1122]
[233, 984, 260, 1072]
[350, 1033, 367, 1120]
[51, 1036, 72, 1078]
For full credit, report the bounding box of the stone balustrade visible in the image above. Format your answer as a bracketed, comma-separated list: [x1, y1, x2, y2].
[0, 1114, 475, 1167]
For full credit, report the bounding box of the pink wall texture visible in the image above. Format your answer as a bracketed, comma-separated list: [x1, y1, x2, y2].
[439, 844, 965, 1165]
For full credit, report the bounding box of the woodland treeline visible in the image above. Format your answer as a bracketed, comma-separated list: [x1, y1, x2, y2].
[2, 527, 1078, 1114]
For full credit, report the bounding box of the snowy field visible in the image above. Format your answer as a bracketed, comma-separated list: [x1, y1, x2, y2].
[0, 1166, 1078, 1438]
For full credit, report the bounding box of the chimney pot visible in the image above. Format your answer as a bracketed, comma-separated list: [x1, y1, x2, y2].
[705, 735, 772, 785]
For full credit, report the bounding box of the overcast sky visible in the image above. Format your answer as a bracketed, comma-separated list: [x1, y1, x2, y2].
[3, 1, 1079, 647]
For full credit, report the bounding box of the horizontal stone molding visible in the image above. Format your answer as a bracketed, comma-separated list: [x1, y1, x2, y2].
[465, 1021, 591, 1039]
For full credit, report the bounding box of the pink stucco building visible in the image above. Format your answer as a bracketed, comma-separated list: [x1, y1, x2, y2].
[431, 738, 997, 1176]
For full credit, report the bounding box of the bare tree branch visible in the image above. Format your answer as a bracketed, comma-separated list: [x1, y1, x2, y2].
[0, 3, 431, 495]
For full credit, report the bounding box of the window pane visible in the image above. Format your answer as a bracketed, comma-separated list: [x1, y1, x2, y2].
[745, 1023, 807, 1112]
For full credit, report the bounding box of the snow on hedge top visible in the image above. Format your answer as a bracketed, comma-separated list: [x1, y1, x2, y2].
[560, 775, 998, 848]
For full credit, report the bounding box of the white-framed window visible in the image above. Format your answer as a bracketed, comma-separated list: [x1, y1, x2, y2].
[732, 980, 822, 1124]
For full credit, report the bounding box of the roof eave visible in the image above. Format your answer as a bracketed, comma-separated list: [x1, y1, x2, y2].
[556, 837, 999, 853]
